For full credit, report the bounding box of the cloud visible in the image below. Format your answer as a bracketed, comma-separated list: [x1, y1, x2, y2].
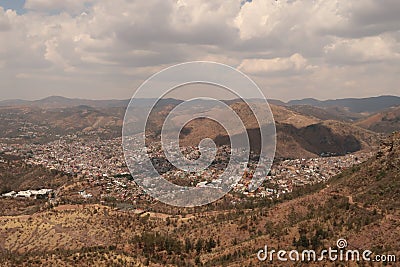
[234, 0, 350, 40]
[0, 7, 12, 31]
[324, 35, 400, 64]
[238, 53, 312, 75]
[0, 0, 398, 101]
[334, 0, 400, 37]
[235, 0, 400, 40]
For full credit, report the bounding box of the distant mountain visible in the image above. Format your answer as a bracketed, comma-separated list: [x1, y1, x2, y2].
[0, 96, 130, 109]
[33, 96, 131, 109]
[287, 97, 322, 106]
[0, 96, 189, 110]
[266, 99, 286, 106]
[288, 95, 400, 114]
[287, 105, 365, 122]
[1, 95, 399, 114]
[0, 99, 30, 107]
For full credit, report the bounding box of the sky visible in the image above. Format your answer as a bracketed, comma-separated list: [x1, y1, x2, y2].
[0, 0, 399, 101]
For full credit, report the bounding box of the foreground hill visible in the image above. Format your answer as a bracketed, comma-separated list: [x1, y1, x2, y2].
[330, 131, 400, 211]
[0, 133, 398, 266]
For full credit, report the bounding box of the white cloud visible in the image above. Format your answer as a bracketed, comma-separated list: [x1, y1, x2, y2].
[0, 7, 12, 31]
[234, 0, 351, 40]
[238, 53, 312, 74]
[235, 0, 303, 40]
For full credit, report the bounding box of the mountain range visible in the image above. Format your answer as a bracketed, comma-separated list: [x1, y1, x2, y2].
[1, 95, 399, 112]
[1, 95, 399, 158]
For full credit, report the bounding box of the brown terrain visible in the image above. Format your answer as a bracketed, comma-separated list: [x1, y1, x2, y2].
[2, 97, 394, 159]
[356, 106, 400, 134]
[0, 96, 399, 266]
[174, 102, 379, 158]
[0, 132, 398, 266]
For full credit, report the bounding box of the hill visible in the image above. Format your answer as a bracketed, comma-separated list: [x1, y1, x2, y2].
[275, 120, 378, 158]
[175, 103, 378, 158]
[0, 99, 379, 158]
[0, 96, 130, 109]
[355, 106, 400, 134]
[0, 155, 70, 194]
[0, 133, 398, 266]
[286, 104, 365, 122]
[0, 106, 125, 143]
[287, 95, 400, 114]
[329, 132, 400, 211]
[0, 154, 73, 216]
[1, 95, 399, 112]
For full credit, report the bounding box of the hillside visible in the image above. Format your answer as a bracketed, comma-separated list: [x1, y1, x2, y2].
[330, 132, 400, 211]
[355, 106, 400, 134]
[176, 103, 378, 158]
[0, 133, 398, 266]
[0, 99, 379, 158]
[0, 155, 72, 216]
[0, 155, 71, 194]
[0, 106, 125, 143]
[275, 121, 378, 158]
[287, 104, 365, 122]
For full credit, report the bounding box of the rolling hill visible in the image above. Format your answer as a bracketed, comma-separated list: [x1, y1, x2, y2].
[355, 106, 400, 134]
[173, 102, 378, 158]
[286, 104, 365, 122]
[0, 98, 380, 158]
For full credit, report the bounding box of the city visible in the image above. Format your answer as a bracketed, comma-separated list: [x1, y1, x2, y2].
[1, 132, 374, 204]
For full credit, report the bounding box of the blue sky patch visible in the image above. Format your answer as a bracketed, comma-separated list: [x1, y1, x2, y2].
[0, 0, 26, 14]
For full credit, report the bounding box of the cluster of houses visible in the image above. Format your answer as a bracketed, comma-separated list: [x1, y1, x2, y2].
[0, 133, 375, 203]
[1, 189, 54, 199]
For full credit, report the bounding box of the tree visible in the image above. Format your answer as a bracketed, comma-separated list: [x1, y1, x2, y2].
[185, 238, 192, 253]
[205, 237, 216, 252]
[195, 239, 203, 254]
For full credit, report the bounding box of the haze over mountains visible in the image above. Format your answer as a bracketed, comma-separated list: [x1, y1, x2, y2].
[1, 95, 399, 112]
[286, 95, 400, 113]
[0, 96, 131, 109]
